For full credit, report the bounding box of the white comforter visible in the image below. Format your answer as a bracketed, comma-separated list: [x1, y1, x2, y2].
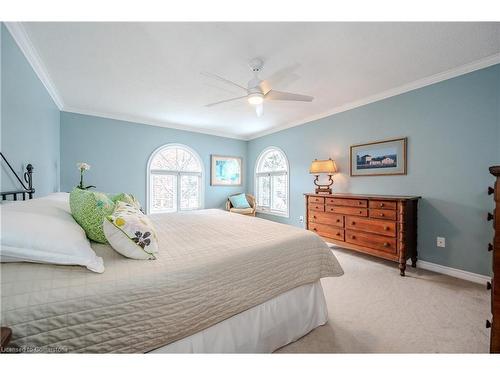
[0, 209, 343, 353]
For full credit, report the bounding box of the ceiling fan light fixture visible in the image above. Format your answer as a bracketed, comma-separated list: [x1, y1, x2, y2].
[247, 93, 264, 105]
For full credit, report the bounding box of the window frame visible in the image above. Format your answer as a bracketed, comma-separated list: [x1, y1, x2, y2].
[146, 143, 205, 214]
[254, 146, 290, 218]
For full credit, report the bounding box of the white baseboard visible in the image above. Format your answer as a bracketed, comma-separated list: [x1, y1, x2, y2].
[328, 243, 490, 284]
[406, 259, 490, 285]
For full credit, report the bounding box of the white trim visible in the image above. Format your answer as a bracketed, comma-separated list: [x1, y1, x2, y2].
[63, 107, 247, 140]
[330, 243, 490, 284]
[146, 143, 205, 214]
[4, 22, 64, 109]
[254, 146, 290, 219]
[406, 259, 490, 285]
[7, 21, 499, 141]
[248, 52, 500, 140]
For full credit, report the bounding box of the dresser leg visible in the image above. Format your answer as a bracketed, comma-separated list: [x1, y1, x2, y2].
[411, 256, 417, 268]
[399, 262, 406, 276]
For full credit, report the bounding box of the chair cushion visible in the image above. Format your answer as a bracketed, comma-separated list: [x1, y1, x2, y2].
[229, 193, 251, 209]
[230, 207, 255, 215]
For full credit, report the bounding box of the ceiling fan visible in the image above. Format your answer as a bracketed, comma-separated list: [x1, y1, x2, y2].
[202, 58, 314, 117]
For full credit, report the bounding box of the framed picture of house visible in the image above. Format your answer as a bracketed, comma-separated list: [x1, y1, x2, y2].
[350, 137, 407, 176]
[210, 155, 243, 186]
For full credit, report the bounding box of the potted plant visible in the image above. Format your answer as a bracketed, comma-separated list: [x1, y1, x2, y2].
[76, 162, 96, 190]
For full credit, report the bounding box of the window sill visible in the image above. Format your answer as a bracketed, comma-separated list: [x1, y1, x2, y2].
[256, 209, 289, 219]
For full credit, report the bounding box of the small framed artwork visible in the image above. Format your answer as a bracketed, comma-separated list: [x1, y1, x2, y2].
[350, 137, 407, 177]
[210, 155, 243, 186]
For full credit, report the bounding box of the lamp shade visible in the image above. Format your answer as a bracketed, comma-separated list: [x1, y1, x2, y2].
[309, 159, 337, 175]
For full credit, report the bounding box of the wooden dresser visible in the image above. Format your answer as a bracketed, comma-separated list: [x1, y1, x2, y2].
[488, 166, 500, 353]
[305, 193, 420, 275]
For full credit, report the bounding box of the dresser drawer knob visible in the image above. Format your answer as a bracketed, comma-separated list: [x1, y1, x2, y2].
[487, 212, 494, 221]
[313, 228, 317, 231]
[488, 243, 493, 252]
[486, 320, 492, 329]
[488, 186, 495, 195]
[383, 242, 389, 247]
[379, 203, 384, 207]
[351, 235, 356, 239]
[336, 219, 340, 222]
[379, 213, 384, 217]
[336, 232, 340, 236]
[384, 226, 389, 230]
[487, 281, 492, 290]
[351, 221, 356, 225]
[359, 211, 363, 214]
[358, 201, 363, 205]
[313, 215, 317, 219]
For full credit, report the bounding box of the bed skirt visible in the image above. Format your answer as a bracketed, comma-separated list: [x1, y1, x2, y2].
[150, 281, 328, 353]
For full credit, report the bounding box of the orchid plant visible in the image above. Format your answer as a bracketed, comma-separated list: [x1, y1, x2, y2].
[76, 162, 96, 190]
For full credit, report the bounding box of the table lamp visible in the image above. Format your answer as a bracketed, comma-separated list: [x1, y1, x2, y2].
[309, 158, 337, 194]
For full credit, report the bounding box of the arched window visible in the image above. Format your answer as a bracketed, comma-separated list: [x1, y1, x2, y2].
[147, 144, 204, 213]
[254, 147, 289, 217]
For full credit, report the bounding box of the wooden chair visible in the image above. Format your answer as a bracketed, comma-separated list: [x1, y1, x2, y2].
[225, 193, 257, 216]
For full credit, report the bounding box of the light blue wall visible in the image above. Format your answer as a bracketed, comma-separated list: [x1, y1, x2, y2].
[60, 112, 247, 209]
[3, 19, 499, 276]
[248, 64, 500, 276]
[1, 24, 60, 197]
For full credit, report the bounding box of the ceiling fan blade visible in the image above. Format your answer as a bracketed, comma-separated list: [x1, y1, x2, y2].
[205, 95, 247, 107]
[201, 72, 248, 93]
[255, 103, 263, 117]
[258, 80, 272, 95]
[265, 90, 314, 102]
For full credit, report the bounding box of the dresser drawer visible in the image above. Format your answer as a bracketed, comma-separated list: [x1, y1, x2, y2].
[369, 208, 397, 221]
[309, 223, 344, 241]
[327, 205, 368, 217]
[345, 230, 397, 254]
[308, 196, 325, 204]
[327, 198, 367, 207]
[309, 212, 344, 227]
[309, 203, 325, 212]
[345, 216, 396, 237]
[369, 200, 397, 210]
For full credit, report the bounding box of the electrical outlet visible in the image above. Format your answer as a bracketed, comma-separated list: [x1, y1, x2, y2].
[437, 237, 446, 248]
[299, 216, 304, 223]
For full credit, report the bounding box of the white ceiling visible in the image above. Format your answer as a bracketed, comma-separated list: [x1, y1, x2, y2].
[18, 22, 500, 139]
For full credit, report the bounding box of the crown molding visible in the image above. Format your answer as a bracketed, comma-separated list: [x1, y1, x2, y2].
[5, 21, 499, 141]
[248, 52, 500, 140]
[4, 22, 64, 109]
[62, 107, 247, 140]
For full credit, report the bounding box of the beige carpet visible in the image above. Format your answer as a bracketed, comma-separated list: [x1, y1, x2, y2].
[276, 247, 490, 353]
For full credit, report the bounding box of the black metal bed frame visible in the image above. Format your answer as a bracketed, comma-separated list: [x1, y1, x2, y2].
[0, 152, 34, 201]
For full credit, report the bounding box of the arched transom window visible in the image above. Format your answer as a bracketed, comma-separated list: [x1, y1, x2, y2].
[255, 147, 289, 217]
[147, 144, 204, 213]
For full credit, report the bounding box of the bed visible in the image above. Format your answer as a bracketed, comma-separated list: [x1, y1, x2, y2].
[0, 162, 343, 353]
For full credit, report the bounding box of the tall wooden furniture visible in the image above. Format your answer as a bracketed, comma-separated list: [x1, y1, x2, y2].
[305, 193, 420, 276]
[488, 166, 500, 353]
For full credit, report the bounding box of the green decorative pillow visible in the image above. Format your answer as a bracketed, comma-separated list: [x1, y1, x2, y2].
[70, 188, 115, 243]
[111, 193, 142, 211]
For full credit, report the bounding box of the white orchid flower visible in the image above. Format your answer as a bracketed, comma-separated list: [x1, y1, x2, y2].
[77, 162, 91, 171]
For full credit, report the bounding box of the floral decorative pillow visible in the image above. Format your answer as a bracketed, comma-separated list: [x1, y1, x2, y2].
[70, 188, 115, 243]
[103, 201, 159, 260]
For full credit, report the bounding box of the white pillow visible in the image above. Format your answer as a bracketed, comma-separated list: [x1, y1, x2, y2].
[0, 195, 105, 273]
[103, 201, 159, 260]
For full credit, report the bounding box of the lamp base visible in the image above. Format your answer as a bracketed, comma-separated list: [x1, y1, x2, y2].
[315, 186, 332, 195]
